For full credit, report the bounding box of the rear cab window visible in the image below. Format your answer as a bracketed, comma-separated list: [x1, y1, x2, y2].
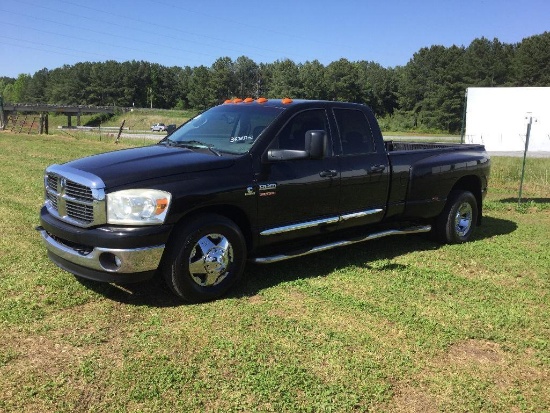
[333, 108, 377, 155]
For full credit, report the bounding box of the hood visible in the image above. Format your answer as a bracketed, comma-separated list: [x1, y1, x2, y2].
[65, 145, 235, 188]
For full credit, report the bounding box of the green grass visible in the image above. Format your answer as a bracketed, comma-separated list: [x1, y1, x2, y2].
[0, 132, 548, 412]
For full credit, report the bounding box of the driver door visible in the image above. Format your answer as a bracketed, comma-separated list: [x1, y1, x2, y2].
[256, 108, 340, 243]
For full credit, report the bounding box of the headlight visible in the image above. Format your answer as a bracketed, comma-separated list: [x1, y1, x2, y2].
[107, 189, 171, 225]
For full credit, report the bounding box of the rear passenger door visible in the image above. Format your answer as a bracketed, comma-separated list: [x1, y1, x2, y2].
[333, 108, 389, 228]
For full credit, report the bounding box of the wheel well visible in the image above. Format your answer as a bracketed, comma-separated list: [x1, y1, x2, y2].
[450, 175, 482, 224]
[171, 206, 254, 252]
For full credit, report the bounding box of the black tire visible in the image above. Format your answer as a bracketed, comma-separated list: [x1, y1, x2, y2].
[162, 214, 246, 303]
[435, 190, 478, 244]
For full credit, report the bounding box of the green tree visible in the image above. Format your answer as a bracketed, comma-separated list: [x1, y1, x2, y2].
[397, 45, 467, 132]
[267, 59, 301, 98]
[256, 63, 272, 98]
[12, 74, 32, 102]
[187, 66, 213, 110]
[512, 32, 550, 86]
[88, 61, 126, 106]
[210, 57, 236, 103]
[27, 68, 49, 102]
[355, 61, 397, 116]
[325, 58, 361, 102]
[47, 63, 93, 105]
[0, 77, 16, 102]
[463, 37, 513, 87]
[299, 60, 326, 100]
[173, 65, 193, 109]
[234, 56, 258, 98]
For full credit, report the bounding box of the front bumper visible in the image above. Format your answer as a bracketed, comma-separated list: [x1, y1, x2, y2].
[38, 206, 172, 283]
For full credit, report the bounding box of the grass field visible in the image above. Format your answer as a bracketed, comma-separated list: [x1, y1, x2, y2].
[0, 132, 548, 412]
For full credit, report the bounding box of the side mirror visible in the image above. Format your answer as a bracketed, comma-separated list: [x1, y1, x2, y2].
[265, 130, 328, 162]
[267, 149, 309, 161]
[305, 130, 328, 159]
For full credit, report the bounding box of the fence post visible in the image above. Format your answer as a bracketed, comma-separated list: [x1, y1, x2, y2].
[518, 115, 533, 205]
[115, 120, 125, 144]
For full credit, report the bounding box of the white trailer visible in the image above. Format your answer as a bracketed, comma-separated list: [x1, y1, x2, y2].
[464, 87, 550, 153]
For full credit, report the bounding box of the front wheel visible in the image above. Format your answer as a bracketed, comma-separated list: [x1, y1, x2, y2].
[162, 214, 247, 303]
[434, 190, 478, 244]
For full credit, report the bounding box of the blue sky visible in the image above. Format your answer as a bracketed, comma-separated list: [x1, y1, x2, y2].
[1, 0, 549, 78]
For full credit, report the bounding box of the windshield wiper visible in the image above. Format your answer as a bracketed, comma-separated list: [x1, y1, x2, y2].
[166, 140, 221, 157]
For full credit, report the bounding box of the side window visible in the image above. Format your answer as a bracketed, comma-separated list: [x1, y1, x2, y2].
[333, 109, 376, 155]
[274, 109, 328, 151]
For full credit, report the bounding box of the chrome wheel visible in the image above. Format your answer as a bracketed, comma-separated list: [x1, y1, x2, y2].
[454, 202, 473, 237]
[435, 190, 478, 244]
[188, 233, 233, 287]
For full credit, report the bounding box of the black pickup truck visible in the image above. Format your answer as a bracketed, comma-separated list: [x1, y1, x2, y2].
[38, 99, 490, 302]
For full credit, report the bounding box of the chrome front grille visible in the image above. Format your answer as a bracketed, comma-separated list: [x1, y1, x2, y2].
[44, 165, 106, 228]
[46, 191, 58, 209]
[47, 174, 58, 191]
[66, 200, 94, 222]
[65, 181, 93, 202]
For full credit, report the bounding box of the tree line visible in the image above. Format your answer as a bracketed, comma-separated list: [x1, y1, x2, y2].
[1, 32, 548, 133]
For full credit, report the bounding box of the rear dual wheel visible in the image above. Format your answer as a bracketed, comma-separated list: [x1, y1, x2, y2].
[163, 214, 246, 303]
[434, 190, 478, 244]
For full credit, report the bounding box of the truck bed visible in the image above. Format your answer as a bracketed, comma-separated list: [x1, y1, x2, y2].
[384, 140, 485, 152]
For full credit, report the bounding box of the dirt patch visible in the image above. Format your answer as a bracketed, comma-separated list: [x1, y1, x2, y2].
[387, 383, 439, 413]
[247, 294, 264, 304]
[383, 338, 550, 412]
[447, 339, 504, 365]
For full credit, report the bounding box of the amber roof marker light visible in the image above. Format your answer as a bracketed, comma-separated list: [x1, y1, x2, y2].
[223, 97, 270, 104]
[281, 98, 293, 104]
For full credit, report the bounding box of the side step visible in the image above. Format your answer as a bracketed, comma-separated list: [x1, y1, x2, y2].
[250, 225, 432, 264]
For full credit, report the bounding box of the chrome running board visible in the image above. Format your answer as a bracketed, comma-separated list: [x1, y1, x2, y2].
[250, 225, 432, 264]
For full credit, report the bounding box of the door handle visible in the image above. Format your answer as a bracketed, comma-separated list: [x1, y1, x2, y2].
[369, 164, 386, 173]
[320, 169, 337, 178]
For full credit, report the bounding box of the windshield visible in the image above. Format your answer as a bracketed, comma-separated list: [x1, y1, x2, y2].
[165, 104, 284, 154]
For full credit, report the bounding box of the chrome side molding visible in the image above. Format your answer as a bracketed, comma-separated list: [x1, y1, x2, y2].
[260, 208, 384, 236]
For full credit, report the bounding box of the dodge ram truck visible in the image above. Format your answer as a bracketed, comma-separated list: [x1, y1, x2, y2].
[37, 98, 490, 302]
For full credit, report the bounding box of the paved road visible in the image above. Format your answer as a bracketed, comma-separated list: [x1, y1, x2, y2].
[488, 151, 550, 158]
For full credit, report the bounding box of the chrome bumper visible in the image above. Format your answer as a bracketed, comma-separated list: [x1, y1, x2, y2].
[37, 227, 165, 274]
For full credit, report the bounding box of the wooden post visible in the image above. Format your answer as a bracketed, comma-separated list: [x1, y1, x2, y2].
[116, 120, 125, 144]
[28, 117, 37, 134]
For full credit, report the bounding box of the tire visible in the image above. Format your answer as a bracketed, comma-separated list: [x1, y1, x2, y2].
[162, 214, 246, 303]
[435, 190, 478, 244]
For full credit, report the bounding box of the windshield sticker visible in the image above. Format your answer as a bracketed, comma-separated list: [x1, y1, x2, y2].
[230, 135, 253, 143]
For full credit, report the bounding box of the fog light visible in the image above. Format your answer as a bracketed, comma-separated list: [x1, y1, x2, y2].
[99, 252, 122, 271]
